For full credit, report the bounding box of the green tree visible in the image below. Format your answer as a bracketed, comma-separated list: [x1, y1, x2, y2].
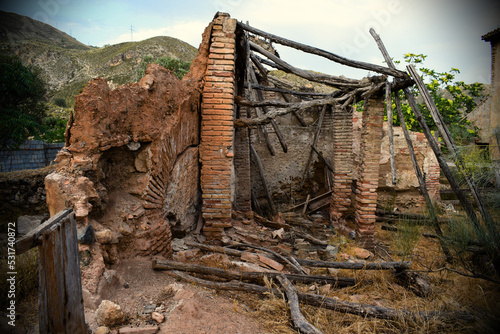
[390, 53, 486, 145]
[0, 55, 48, 148]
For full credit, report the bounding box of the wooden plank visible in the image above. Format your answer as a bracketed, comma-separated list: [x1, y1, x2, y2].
[38, 211, 86, 333]
[184, 241, 411, 270]
[307, 196, 331, 213]
[249, 83, 333, 98]
[171, 271, 464, 321]
[61, 212, 86, 332]
[287, 190, 333, 211]
[237, 21, 408, 79]
[16, 208, 72, 255]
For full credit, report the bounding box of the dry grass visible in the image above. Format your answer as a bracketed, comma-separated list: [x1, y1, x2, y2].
[218, 223, 500, 334]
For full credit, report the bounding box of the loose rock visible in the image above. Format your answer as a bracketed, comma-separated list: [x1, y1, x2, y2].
[151, 312, 164, 323]
[96, 300, 126, 327]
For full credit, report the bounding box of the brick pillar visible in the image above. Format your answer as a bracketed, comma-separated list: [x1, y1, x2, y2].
[330, 106, 353, 225]
[200, 13, 237, 240]
[354, 94, 385, 250]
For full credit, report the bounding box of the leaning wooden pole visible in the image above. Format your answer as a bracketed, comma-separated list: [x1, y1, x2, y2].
[250, 143, 277, 215]
[407, 64, 496, 233]
[300, 105, 328, 190]
[369, 28, 482, 233]
[249, 66, 288, 153]
[393, 93, 453, 262]
[246, 63, 276, 156]
[369, 28, 452, 261]
[385, 81, 397, 185]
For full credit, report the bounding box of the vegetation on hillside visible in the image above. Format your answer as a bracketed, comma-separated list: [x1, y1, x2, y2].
[0, 55, 49, 148]
[135, 55, 192, 80]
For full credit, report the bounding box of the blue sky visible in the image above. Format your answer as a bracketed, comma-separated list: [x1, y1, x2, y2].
[1, 0, 499, 84]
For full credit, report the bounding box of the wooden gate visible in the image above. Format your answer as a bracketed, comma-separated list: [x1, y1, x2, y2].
[16, 208, 86, 334]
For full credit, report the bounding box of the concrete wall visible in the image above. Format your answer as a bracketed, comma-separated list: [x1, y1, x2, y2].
[0, 140, 64, 172]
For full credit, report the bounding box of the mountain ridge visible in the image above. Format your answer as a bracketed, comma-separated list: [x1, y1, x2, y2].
[0, 10, 199, 106]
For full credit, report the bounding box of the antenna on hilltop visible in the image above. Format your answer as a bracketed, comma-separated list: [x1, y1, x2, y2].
[130, 24, 135, 41]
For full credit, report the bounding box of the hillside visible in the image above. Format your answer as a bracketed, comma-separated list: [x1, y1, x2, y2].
[0, 11, 90, 50]
[0, 11, 199, 107]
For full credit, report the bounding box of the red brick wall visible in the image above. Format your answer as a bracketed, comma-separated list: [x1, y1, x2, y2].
[354, 95, 385, 250]
[330, 106, 353, 223]
[200, 13, 237, 240]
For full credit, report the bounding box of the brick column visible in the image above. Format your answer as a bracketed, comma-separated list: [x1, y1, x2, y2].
[200, 13, 237, 240]
[330, 107, 353, 225]
[354, 95, 385, 250]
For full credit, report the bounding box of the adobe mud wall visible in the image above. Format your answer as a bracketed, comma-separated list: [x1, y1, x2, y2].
[44, 20, 213, 294]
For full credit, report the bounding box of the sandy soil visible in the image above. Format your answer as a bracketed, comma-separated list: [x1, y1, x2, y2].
[85, 257, 271, 334]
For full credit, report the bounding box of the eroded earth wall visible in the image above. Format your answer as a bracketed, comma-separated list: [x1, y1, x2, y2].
[44, 20, 213, 292]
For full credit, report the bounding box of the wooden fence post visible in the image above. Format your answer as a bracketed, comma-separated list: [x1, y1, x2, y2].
[16, 209, 86, 334]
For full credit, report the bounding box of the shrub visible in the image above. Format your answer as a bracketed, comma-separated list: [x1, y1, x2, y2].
[52, 97, 67, 108]
[136, 56, 191, 81]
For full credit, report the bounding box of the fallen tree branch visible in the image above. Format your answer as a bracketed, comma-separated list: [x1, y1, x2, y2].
[184, 241, 410, 270]
[277, 275, 324, 334]
[169, 270, 467, 322]
[291, 230, 328, 247]
[297, 258, 412, 270]
[152, 259, 356, 287]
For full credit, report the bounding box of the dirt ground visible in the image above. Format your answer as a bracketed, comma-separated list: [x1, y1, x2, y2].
[85, 257, 272, 334]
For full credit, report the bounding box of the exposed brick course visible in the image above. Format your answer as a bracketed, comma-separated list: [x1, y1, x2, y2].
[200, 13, 238, 240]
[330, 107, 353, 224]
[354, 95, 385, 250]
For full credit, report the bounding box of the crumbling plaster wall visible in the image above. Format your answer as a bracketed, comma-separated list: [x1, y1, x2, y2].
[45, 21, 213, 291]
[249, 103, 440, 215]
[251, 103, 335, 209]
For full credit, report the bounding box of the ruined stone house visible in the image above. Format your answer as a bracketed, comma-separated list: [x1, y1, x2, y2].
[44, 13, 439, 290]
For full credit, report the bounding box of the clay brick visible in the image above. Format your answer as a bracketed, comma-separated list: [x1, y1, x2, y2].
[210, 47, 234, 54]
